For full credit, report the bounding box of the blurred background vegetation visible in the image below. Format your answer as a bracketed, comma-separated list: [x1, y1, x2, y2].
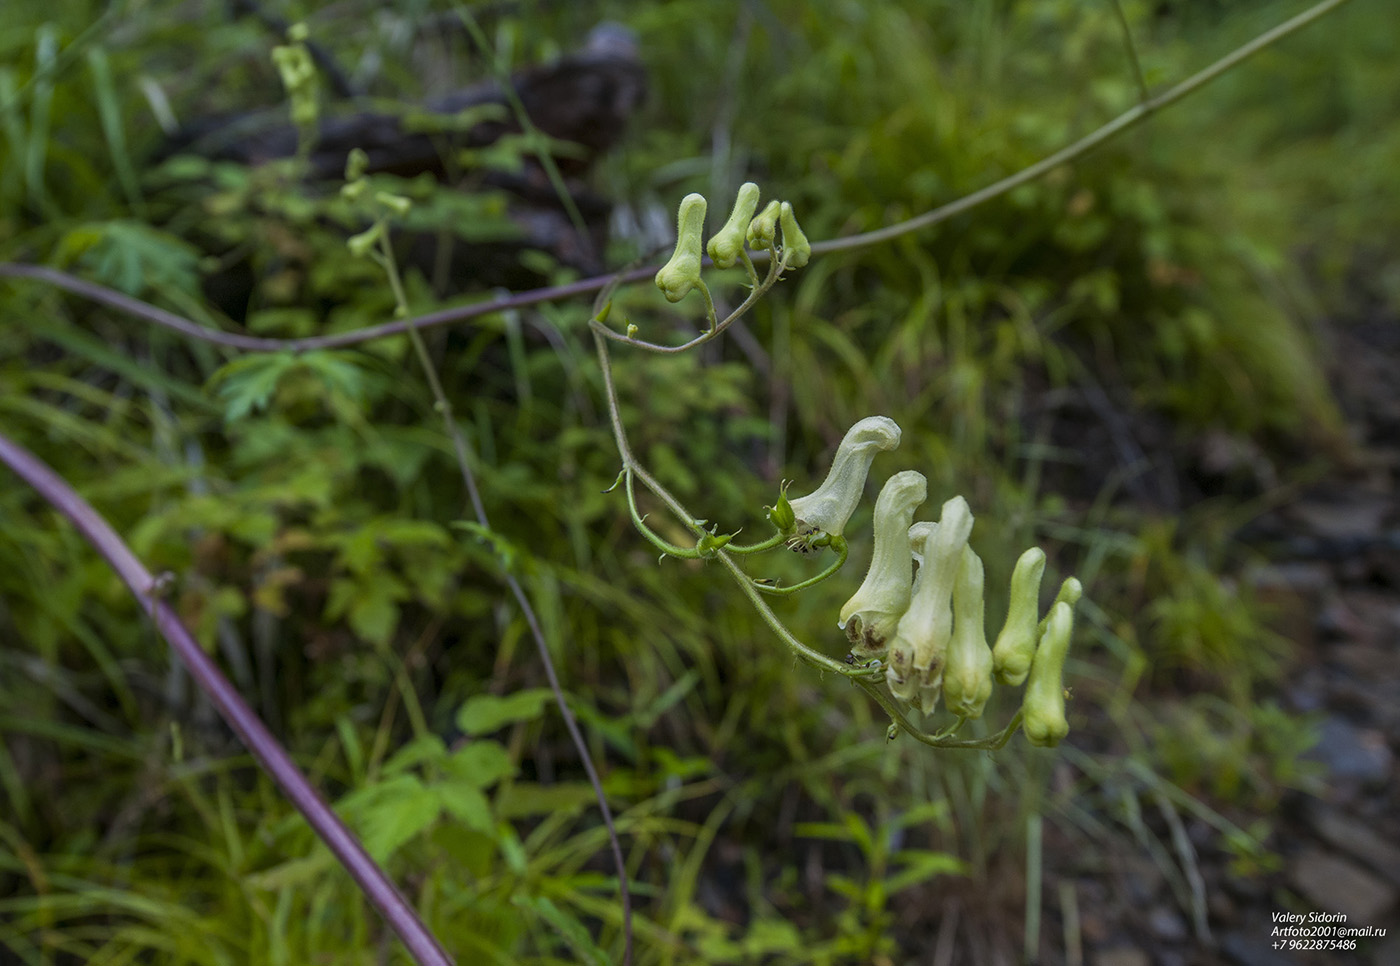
[1, 0, 1394, 963]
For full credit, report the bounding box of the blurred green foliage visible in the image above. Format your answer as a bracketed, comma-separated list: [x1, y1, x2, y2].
[2, 0, 1391, 962]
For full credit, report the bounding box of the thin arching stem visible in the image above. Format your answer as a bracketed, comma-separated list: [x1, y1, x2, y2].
[380, 233, 634, 966]
[750, 537, 849, 595]
[593, 250, 788, 355]
[592, 323, 879, 681]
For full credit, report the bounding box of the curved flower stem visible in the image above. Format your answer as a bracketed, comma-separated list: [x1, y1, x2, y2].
[695, 278, 719, 334]
[750, 537, 849, 595]
[857, 677, 1024, 750]
[596, 251, 788, 355]
[625, 469, 703, 560]
[0, 431, 455, 966]
[592, 325, 875, 680]
[724, 530, 786, 555]
[739, 250, 761, 289]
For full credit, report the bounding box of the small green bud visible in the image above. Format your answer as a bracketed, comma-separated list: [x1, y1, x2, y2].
[341, 180, 368, 202]
[766, 481, 797, 533]
[697, 528, 733, 556]
[747, 200, 781, 251]
[375, 191, 412, 217]
[787, 416, 901, 543]
[626, 323, 639, 339]
[840, 470, 926, 657]
[287, 22, 309, 43]
[347, 221, 384, 257]
[992, 547, 1047, 686]
[778, 202, 811, 268]
[707, 182, 760, 268]
[1023, 600, 1074, 748]
[655, 192, 707, 302]
[944, 546, 994, 719]
[345, 148, 369, 182]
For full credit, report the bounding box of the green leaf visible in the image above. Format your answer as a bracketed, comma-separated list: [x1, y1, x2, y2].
[57, 220, 202, 298]
[434, 779, 494, 834]
[444, 740, 516, 788]
[455, 689, 553, 735]
[337, 774, 440, 864]
[382, 735, 447, 775]
[495, 782, 599, 819]
[207, 354, 298, 423]
[514, 895, 610, 966]
[348, 577, 408, 646]
[884, 850, 968, 895]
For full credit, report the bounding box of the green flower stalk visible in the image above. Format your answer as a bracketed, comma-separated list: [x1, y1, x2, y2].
[839, 470, 927, 657]
[778, 202, 811, 268]
[886, 496, 974, 715]
[747, 200, 782, 251]
[786, 416, 901, 548]
[655, 193, 707, 302]
[707, 182, 760, 268]
[1023, 600, 1075, 747]
[943, 546, 994, 719]
[991, 547, 1047, 686]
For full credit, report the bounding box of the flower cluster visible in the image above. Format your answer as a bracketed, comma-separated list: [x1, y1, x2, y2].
[776, 416, 1083, 747]
[654, 183, 811, 304]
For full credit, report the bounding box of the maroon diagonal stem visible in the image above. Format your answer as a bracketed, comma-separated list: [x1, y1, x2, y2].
[0, 431, 454, 966]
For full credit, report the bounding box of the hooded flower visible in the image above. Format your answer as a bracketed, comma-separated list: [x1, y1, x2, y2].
[839, 470, 927, 656]
[884, 496, 974, 714]
[786, 416, 901, 548]
[943, 546, 994, 719]
[1023, 599, 1075, 747]
[991, 547, 1047, 687]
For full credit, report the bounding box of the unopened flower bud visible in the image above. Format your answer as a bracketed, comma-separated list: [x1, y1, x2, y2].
[766, 481, 797, 533]
[375, 191, 412, 217]
[347, 221, 384, 257]
[787, 416, 901, 544]
[778, 202, 811, 268]
[707, 182, 760, 268]
[747, 200, 781, 251]
[1023, 600, 1074, 747]
[345, 148, 369, 182]
[655, 193, 707, 302]
[839, 471, 927, 656]
[992, 547, 1047, 686]
[944, 547, 994, 719]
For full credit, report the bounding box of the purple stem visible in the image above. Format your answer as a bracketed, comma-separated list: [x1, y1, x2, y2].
[0, 262, 657, 352]
[0, 431, 455, 966]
